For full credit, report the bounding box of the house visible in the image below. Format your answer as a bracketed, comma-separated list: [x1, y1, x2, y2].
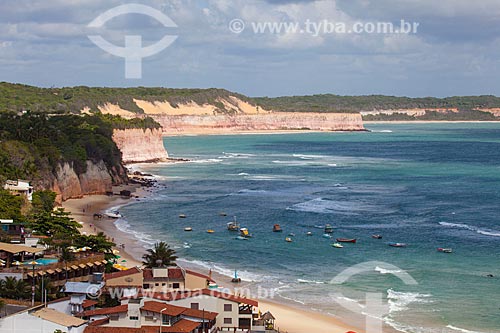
[127, 289, 259, 331]
[63, 281, 106, 314]
[142, 267, 214, 292]
[78, 299, 217, 333]
[104, 266, 215, 293]
[0, 306, 87, 333]
[0, 219, 26, 240]
[4, 179, 34, 201]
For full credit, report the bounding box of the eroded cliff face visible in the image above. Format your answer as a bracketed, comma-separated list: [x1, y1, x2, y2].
[112, 128, 169, 163]
[51, 160, 126, 203]
[151, 112, 365, 134]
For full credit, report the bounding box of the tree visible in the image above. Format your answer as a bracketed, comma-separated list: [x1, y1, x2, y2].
[0, 277, 29, 300]
[73, 232, 115, 253]
[31, 190, 57, 213]
[142, 242, 177, 268]
[29, 208, 81, 238]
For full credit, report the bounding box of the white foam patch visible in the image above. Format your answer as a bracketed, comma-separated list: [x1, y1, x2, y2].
[439, 222, 500, 238]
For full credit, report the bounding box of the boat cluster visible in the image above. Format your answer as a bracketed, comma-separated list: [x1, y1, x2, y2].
[180, 215, 453, 253]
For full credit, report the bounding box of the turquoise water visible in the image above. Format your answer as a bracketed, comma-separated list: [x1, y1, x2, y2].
[23, 258, 58, 266]
[119, 124, 500, 333]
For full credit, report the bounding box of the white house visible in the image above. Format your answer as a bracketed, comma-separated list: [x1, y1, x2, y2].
[4, 180, 34, 202]
[0, 306, 87, 333]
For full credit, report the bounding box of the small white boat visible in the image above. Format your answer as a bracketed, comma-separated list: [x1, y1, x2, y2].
[240, 228, 252, 238]
[285, 237, 293, 242]
[332, 243, 343, 248]
[105, 211, 122, 219]
[306, 232, 313, 236]
[184, 227, 193, 232]
[322, 234, 332, 239]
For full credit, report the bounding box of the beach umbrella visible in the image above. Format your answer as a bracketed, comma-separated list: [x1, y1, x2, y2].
[83, 246, 92, 251]
[112, 249, 120, 255]
[121, 259, 127, 263]
[27, 261, 39, 266]
[115, 255, 121, 259]
[67, 246, 76, 250]
[12, 261, 23, 266]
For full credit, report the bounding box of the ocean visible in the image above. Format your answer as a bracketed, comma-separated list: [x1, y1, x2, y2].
[117, 123, 500, 333]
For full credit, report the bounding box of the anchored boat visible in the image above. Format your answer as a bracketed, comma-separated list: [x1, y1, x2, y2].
[240, 228, 252, 238]
[437, 248, 452, 253]
[273, 224, 283, 232]
[324, 224, 334, 234]
[227, 216, 240, 231]
[389, 242, 407, 247]
[336, 238, 357, 243]
[332, 243, 343, 248]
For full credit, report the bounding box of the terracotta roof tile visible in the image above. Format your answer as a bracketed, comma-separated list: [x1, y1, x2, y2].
[105, 267, 142, 281]
[82, 299, 98, 309]
[181, 308, 218, 321]
[141, 301, 186, 316]
[141, 289, 258, 307]
[79, 304, 128, 317]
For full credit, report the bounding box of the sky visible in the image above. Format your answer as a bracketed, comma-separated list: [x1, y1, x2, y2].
[0, 0, 499, 97]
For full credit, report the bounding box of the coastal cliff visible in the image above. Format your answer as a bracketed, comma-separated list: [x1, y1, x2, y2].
[151, 112, 365, 134]
[51, 160, 123, 202]
[112, 128, 169, 163]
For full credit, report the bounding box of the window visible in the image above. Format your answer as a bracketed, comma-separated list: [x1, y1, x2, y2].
[172, 283, 180, 289]
[143, 284, 150, 289]
[224, 304, 232, 312]
[162, 283, 166, 286]
[224, 318, 232, 324]
[130, 316, 139, 320]
[155, 283, 159, 287]
[191, 303, 199, 310]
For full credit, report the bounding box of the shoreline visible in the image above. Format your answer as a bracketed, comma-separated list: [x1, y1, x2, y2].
[61, 183, 370, 333]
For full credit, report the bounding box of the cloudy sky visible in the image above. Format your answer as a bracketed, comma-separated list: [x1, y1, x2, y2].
[0, 0, 499, 97]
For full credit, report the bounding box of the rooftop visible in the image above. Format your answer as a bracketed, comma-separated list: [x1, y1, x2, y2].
[79, 304, 128, 317]
[31, 308, 86, 327]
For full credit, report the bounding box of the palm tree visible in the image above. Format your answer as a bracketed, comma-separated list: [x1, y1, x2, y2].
[1, 277, 29, 300]
[142, 241, 177, 268]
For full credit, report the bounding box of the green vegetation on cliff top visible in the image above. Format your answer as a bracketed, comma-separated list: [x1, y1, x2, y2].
[1, 82, 499, 116]
[0, 113, 131, 188]
[0, 82, 253, 114]
[254, 94, 500, 113]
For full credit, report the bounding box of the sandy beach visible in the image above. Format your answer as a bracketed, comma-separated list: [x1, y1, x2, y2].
[60, 183, 368, 333]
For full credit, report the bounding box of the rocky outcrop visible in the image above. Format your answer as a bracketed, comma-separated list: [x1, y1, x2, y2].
[112, 128, 169, 163]
[51, 160, 125, 203]
[151, 112, 365, 134]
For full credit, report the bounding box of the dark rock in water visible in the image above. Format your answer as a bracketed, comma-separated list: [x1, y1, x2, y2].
[486, 274, 494, 278]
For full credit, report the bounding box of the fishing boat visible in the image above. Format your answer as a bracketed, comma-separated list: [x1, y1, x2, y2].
[306, 231, 313, 236]
[219, 212, 228, 217]
[324, 224, 334, 234]
[437, 248, 453, 253]
[184, 227, 193, 232]
[389, 242, 407, 247]
[372, 234, 383, 239]
[179, 214, 187, 218]
[227, 216, 240, 231]
[240, 228, 252, 238]
[332, 243, 343, 248]
[285, 237, 293, 242]
[105, 211, 122, 219]
[288, 232, 295, 237]
[336, 238, 357, 243]
[231, 270, 241, 283]
[322, 234, 332, 239]
[273, 224, 282, 232]
[207, 229, 215, 234]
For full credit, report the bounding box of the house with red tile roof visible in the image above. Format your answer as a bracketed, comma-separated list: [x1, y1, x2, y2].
[78, 299, 217, 333]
